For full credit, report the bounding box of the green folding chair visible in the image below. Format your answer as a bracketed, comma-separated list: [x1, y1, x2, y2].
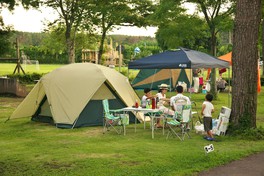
[166, 104, 192, 141]
[102, 99, 126, 135]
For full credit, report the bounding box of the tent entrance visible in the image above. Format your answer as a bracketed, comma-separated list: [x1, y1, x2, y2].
[31, 82, 136, 128]
[31, 96, 53, 123]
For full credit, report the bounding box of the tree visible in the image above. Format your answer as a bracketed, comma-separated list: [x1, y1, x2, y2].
[156, 15, 211, 51]
[231, 0, 261, 130]
[0, 0, 39, 57]
[87, 0, 155, 64]
[0, 21, 13, 57]
[0, 0, 38, 10]
[43, 0, 91, 63]
[186, 0, 234, 99]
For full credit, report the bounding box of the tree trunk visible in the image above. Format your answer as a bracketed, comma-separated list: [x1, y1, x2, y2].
[210, 29, 217, 99]
[231, 0, 261, 131]
[98, 30, 107, 65]
[65, 27, 75, 64]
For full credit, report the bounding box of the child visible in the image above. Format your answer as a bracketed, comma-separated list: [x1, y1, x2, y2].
[201, 93, 215, 141]
[141, 88, 162, 127]
[141, 88, 154, 108]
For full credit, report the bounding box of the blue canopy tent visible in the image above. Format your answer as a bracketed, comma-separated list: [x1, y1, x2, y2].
[128, 47, 230, 69]
[128, 47, 231, 105]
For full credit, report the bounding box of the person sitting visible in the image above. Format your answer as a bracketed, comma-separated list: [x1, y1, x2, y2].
[170, 85, 191, 129]
[156, 84, 174, 116]
[216, 74, 227, 92]
[170, 85, 191, 111]
[141, 88, 154, 108]
[141, 88, 162, 128]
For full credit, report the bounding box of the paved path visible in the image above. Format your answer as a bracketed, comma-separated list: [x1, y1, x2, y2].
[198, 152, 264, 176]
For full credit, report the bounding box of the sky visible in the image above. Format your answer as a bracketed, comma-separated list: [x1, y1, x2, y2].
[1, 6, 158, 37]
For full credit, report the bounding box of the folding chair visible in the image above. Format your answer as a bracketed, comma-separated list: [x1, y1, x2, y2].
[166, 102, 192, 141]
[102, 99, 126, 135]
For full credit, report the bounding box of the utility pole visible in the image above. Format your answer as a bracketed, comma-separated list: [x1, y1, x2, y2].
[119, 44, 122, 72]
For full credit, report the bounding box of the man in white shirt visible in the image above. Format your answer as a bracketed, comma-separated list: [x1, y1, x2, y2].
[170, 85, 191, 111]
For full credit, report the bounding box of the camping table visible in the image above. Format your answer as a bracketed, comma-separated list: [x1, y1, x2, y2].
[122, 107, 163, 139]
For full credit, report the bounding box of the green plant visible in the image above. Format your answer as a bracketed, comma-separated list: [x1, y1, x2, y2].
[231, 126, 264, 140]
[7, 73, 44, 84]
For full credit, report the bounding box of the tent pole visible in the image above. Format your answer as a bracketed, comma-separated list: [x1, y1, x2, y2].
[127, 68, 130, 81]
[189, 69, 193, 98]
[150, 69, 157, 90]
[170, 69, 172, 92]
[228, 68, 231, 108]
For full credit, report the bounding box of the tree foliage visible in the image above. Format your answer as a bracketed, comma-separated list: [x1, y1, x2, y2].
[42, 0, 91, 63]
[156, 15, 210, 51]
[86, 0, 155, 64]
[185, 0, 235, 99]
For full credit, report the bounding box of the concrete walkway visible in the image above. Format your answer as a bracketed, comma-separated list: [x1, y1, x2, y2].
[198, 152, 264, 176]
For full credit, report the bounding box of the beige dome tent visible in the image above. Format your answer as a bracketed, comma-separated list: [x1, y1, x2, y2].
[9, 63, 141, 128]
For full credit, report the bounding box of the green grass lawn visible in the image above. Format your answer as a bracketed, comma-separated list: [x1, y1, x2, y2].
[1, 90, 264, 176]
[0, 63, 64, 76]
[1, 63, 264, 175]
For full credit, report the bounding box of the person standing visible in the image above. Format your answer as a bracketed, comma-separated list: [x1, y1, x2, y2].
[193, 69, 201, 93]
[201, 93, 215, 141]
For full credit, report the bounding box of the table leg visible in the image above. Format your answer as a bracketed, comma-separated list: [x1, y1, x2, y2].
[135, 113, 137, 133]
[163, 116, 165, 135]
[151, 115, 154, 139]
[124, 122, 126, 136]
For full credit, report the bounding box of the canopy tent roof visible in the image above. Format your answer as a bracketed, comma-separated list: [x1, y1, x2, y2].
[219, 52, 232, 64]
[128, 47, 230, 69]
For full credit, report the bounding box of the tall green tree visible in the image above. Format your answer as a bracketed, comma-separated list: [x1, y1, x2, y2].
[0, 0, 39, 57]
[156, 15, 210, 51]
[186, 0, 234, 99]
[0, 17, 13, 57]
[43, 0, 91, 63]
[87, 0, 155, 64]
[231, 0, 261, 130]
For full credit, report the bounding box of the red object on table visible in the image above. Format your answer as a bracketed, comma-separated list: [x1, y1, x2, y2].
[151, 98, 156, 109]
[135, 100, 139, 108]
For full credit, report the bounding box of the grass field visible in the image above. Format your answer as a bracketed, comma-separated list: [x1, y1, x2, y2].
[0, 63, 64, 76]
[1, 63, 264, 175]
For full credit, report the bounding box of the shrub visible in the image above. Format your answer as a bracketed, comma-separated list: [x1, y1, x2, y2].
[230, 126, 264, 140]
[7, 73, 44, 84]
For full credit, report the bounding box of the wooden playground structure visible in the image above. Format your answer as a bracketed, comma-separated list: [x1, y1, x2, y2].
[81, 38, 123, 67]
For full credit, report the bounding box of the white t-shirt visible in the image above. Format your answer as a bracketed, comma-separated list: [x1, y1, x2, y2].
[202, 101, 214, 117]
[141, 95, 150, 108]
[170, 93, 191, 107]
[156, 92, 166, 108]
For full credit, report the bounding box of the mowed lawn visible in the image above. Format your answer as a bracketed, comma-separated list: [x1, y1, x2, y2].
[1, 63, 264, 175]
[0, 63, 64, 76]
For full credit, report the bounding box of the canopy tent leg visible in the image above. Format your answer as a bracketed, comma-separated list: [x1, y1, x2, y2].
[228, 68, 231, 108]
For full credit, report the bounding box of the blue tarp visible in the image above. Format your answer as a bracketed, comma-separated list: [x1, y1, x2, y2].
[128, 47, 230, 69]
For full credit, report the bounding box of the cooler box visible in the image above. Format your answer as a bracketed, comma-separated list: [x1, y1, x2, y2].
[215, 106, 231, 135]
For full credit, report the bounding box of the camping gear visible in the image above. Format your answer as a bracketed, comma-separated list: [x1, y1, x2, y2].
[128, 48, 230, 69]
[166, 104, 192, 141]
[129, 47, 229, 93]
[102, 99, 126, 135]
[9, 63, 141, 128]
